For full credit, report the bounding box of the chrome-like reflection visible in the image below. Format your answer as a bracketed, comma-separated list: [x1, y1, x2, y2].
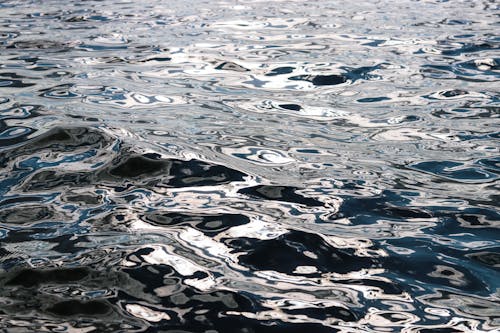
[0, 0, 498, 332]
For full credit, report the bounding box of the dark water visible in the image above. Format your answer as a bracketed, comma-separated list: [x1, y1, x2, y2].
[0, 0, 499, 332]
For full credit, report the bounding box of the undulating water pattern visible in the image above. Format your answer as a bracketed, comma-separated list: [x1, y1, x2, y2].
[0, 0, 499, 332]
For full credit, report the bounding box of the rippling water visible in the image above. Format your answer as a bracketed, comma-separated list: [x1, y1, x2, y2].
[0, 0, 499, 331]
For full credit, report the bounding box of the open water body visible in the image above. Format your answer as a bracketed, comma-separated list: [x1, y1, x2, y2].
[0, 0, 499, 332]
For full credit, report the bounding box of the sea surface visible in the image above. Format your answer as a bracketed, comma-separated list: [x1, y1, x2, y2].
[0, 0, 499, 332]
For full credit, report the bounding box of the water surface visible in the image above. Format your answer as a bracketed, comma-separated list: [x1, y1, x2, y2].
[0, 0, 499, 332]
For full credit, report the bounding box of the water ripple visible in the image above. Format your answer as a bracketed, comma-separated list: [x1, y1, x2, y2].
[0, 0, 498, 332]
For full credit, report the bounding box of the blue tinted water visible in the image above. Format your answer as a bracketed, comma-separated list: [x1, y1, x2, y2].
[0, 0, 499, 332]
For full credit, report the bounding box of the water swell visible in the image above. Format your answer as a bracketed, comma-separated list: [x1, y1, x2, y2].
[0, 123, 497, 331]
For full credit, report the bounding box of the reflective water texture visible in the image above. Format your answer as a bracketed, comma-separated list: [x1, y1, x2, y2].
[0, 0, 499, 331]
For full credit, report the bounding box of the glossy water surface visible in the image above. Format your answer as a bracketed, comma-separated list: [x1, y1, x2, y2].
[0, 0, 499, 332]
